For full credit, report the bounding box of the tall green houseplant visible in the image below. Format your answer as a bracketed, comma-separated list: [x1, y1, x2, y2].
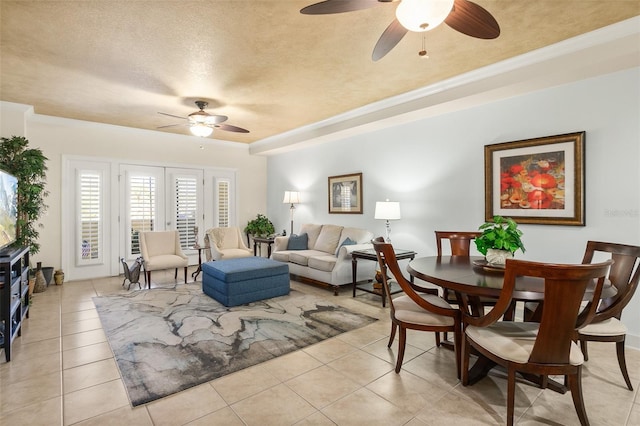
[0, 136, 49, 254]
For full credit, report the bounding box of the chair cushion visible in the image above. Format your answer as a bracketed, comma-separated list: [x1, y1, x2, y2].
[392, 294, 455, 327]
[287, 233, 308, 250]
[219, 248, 252, 259]
[579, 318, 627, 337]
[466, 322, 585, 366]
[144, 254, 188, 271]
[313, 224, 343, 254]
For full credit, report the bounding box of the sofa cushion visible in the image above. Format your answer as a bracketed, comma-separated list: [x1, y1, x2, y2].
[340, 227, 374, 244]
[335, 237, 357, 256]
[288, 250, 326, 267]
[308, 255, 337, 272]
[287, 233, 308, 250]
[272, 251, 290, 262]
[300, 224, 322, 249]
[314, 224, 343, 254]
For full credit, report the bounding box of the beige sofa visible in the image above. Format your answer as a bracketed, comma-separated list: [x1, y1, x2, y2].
[271, 223, 375, 294]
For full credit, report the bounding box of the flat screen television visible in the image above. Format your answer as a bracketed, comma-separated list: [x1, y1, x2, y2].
[0, 168, 18, 254]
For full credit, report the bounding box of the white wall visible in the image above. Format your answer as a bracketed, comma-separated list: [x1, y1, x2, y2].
[266, 67, 640, 347]
[0, 103, 268, 274]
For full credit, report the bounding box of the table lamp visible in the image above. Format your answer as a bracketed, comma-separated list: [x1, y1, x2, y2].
[283, 191, 300, 235]
[375, 200, 401, 242]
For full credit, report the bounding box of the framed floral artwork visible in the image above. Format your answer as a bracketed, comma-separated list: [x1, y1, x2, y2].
[484, 132, 585, 225]
[328, 172, 363, 214]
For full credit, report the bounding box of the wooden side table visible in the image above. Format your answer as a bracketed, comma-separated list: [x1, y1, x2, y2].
[351, 248, 416, 307]
[191, 245, 210, 281]
[253, 236, 275, 257]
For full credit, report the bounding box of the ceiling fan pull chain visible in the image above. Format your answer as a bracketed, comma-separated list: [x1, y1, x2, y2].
[419, 35, 428, 58]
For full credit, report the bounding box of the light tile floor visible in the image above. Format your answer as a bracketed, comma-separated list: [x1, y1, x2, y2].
[1, 268, 638, 425]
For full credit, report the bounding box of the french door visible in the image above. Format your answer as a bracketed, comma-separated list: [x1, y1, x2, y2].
[62, 157, 237, 281]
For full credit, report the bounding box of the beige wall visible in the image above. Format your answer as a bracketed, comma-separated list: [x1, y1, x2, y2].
[1, 103, 268, 270]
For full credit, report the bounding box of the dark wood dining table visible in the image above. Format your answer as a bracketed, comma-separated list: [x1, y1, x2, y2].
[407, 255, 616, 308]
[407, 255, 616, 391]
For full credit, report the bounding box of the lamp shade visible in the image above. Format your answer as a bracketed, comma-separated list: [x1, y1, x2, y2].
[190, 124, 213, 137]
[283, 191, 301, 204]
[375, 201, 401, 220]
[395, 0, 454, 33]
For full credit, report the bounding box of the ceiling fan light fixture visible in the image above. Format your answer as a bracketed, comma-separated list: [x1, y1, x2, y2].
[190, 123, 213, 137]
[395, 0, 454, 32]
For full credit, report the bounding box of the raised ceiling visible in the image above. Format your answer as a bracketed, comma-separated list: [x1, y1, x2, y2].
[1, 1, 638, 144]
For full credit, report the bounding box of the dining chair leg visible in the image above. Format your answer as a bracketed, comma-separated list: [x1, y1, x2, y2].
[395, 326, 407, 373]
[506, 368, 516, 426]
[453, 323, 461, 380]
[567, 367, 589, 426]
[435, 332, 441, 347]
[461, 335, 470, 386]
[616, 339, 633, 391]
[579, 338, 589, 361]
[388, 323, 397, 348]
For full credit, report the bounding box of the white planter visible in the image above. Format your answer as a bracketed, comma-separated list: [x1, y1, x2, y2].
[486, 249, 513, 265]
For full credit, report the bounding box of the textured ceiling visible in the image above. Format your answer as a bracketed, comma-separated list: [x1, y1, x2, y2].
[1, 1, 638, 144]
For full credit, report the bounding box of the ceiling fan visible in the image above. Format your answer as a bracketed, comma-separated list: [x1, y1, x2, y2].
[158, 100, 250, 137]
[300, 0, 500, 61]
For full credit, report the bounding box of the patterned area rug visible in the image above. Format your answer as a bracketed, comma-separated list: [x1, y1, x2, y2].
[93, 285, 377, 406]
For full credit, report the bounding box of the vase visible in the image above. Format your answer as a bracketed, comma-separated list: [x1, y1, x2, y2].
[54, 269, 65, 285]
[33, 262, 47, 293]
[485, 249, 513, 266]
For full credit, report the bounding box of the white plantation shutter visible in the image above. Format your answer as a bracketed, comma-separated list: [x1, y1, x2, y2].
[78, 171, 102, 263]
[217, 180, 230, 228]
[174, 176, 197, 248]
[129, 175, 156, 255]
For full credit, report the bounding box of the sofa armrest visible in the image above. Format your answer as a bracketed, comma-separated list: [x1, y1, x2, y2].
[339, 243, 373, 259]
[273, 236, 290, 252]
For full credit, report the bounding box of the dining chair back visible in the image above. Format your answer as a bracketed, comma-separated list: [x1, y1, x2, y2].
[435, 231, 481, 256]
[373, 237, 461, 378]
[577, 240, 640, 390]
[462, 258, 612, 426]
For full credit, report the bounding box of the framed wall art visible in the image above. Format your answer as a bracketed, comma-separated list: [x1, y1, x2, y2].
[328, 172, 363, 214]
[484, 131, 585, 226]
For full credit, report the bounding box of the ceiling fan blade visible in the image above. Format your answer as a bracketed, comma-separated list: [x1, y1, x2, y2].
[158, 112, 189, 120]
[215, 123, 250, 133]
[445, 0, 500, 39]
[372, 18, 409, 61]
[301, 0, 392, 15]
[156, 123, 187, 129]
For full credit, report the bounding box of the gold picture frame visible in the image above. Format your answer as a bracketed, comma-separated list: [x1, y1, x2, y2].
[484, 132, 585, 226]
[328, 173, 363, 214]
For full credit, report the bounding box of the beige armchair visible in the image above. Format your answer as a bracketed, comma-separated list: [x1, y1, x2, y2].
[204, 227, 252, 261]
[139, 230, 189, 288]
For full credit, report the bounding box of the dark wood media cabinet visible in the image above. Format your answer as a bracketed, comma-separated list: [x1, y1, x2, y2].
[0, 246, 30, 362]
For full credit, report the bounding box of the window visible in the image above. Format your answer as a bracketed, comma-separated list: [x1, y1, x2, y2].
[174, 176, 197, 248]
[217, 179, 230, 227]
[78, 171, 102, 263]
[129, 175, 156, 255]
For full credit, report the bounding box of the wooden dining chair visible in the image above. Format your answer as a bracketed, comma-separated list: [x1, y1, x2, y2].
[372, 237, 462, 378]
[576, 241, 640, 391]
[462, 258, 612, 426]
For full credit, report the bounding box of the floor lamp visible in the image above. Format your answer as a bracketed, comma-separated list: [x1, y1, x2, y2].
[283, 191, 300, 235]
[374, 200, 401, 242]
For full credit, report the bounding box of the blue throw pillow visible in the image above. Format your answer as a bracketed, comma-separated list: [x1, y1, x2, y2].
[335, 237, 357, 255]
[287, 233, 308, 250]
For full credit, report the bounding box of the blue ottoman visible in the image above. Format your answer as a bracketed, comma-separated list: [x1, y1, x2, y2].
[202, 257, 290, 307]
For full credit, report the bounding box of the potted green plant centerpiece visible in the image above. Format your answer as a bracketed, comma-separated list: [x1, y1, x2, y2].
[474, 215, 525, 265]
[244, 214, 275, 238]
